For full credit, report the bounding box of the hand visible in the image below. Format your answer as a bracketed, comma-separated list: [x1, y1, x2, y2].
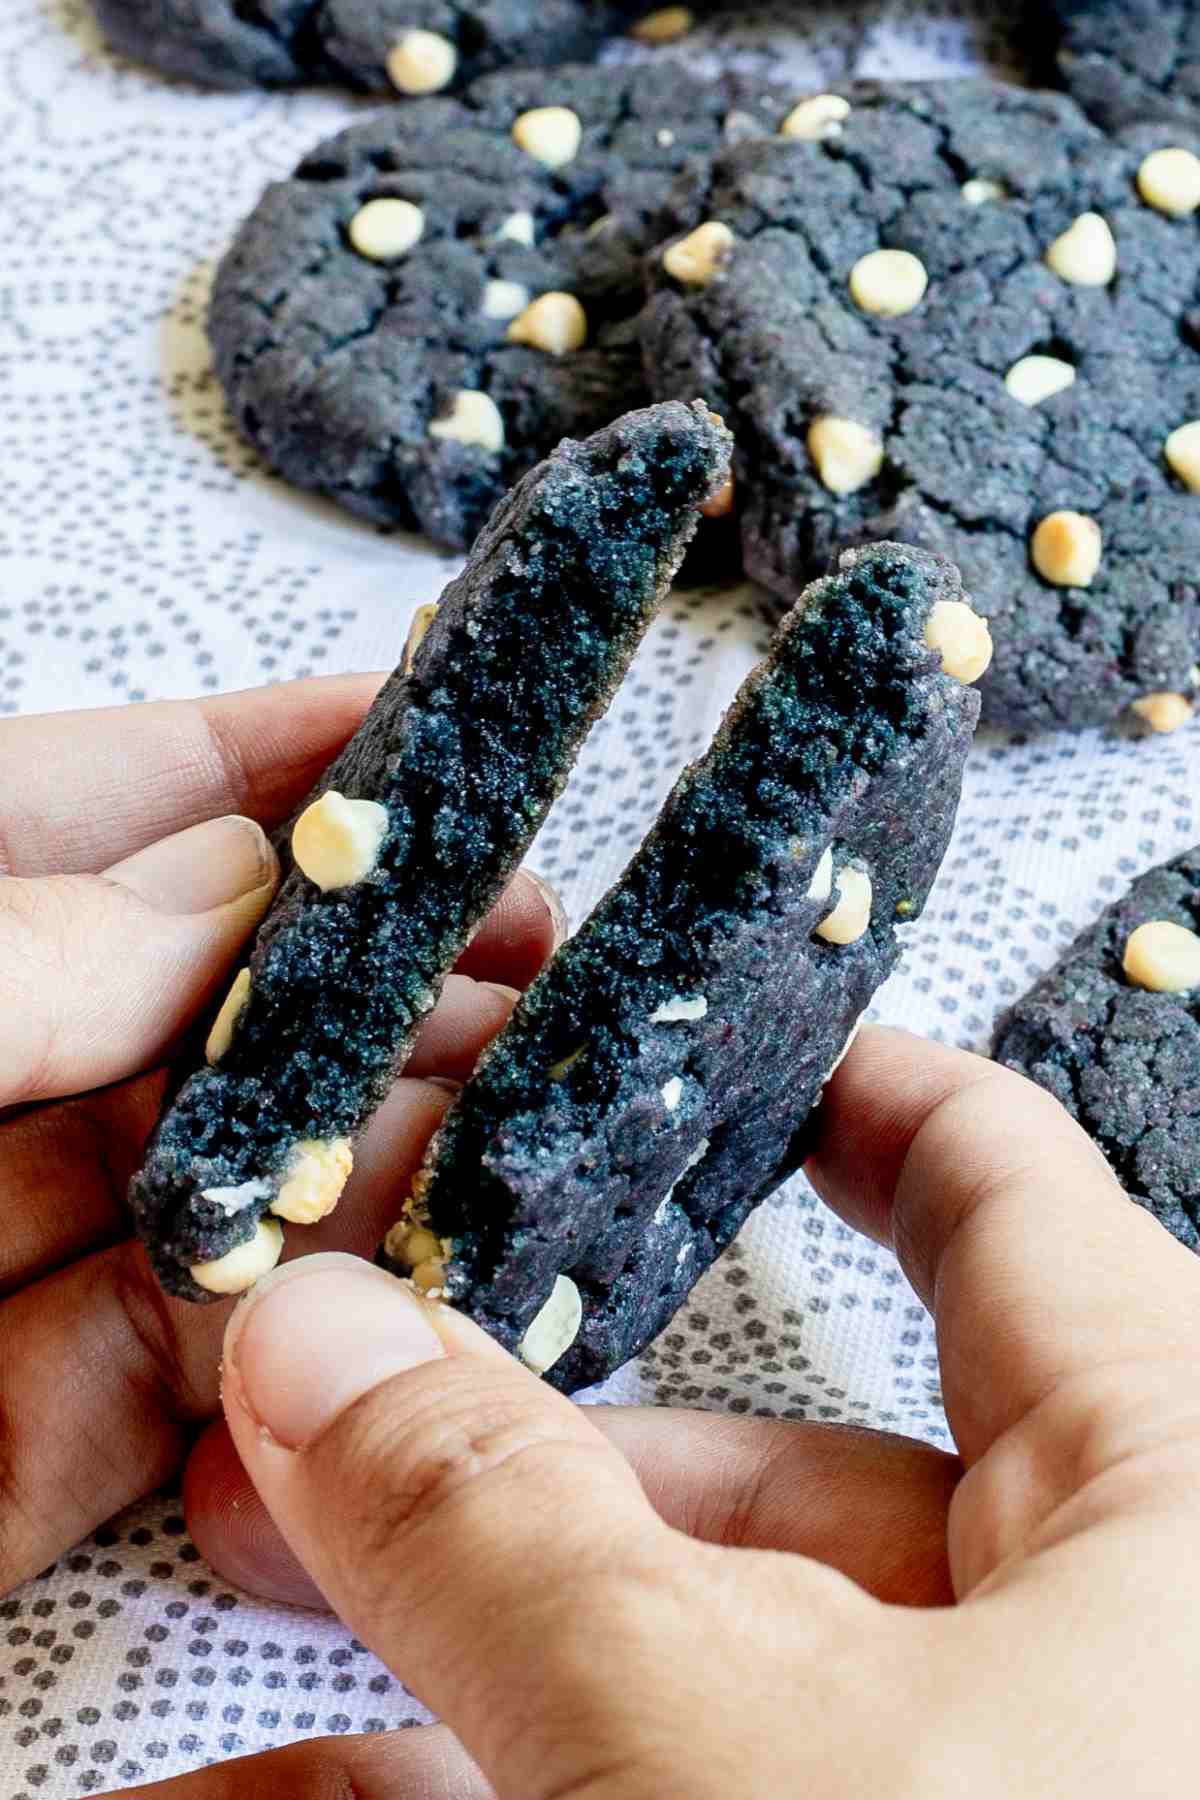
[0, 678, 560, 1600]
[137, 1025, 1200, 1798]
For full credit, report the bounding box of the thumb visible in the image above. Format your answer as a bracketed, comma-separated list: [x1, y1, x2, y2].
[221, 1253, 689, 1800]
[0, 813, 277, 1106]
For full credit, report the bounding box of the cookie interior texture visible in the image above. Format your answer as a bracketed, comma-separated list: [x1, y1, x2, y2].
[642, 79, 1200, 731]
[210, 62, 785, 548]
[1051, 0, 1200, 132]
[129, 400, 731, 1300]
[91, 0, 645, 92]
[995, 848, 1200, 1250]
[381, 541, 980, 1392]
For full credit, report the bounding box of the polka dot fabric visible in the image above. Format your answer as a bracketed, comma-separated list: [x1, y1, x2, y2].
[1, 2, 1198, 1794]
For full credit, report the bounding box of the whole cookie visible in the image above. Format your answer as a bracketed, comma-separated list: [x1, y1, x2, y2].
[995, 848, 1200, 1251]
[91, 0, 645, 93]
[129, 401, 731, 1302]
[1052, 0, 1200, 132]
[381, 542, 983, 1391]
[642, 81, 1200, 733]
[211, 62, 784, 549]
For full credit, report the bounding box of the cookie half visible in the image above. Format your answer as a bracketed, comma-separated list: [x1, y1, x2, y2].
[995, 848, 1200, 1251]
[129, 401, 731, 1301]
[641, 80, 1200, 732]
[380, 541, 983, 1391]
[210, 62, 784, 549]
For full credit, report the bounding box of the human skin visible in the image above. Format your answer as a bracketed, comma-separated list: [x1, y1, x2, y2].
[4, 686, 1200, 1798]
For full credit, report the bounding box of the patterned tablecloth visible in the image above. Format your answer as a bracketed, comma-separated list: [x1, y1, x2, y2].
[0, 2, 1196, 1793]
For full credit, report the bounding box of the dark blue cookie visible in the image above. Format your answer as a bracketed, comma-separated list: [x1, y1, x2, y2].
[995, 848, 1200, 1250]
[128, 401, 731, 1301]
[210, 62, 784, 549]
[380, 541, 983, 1391]
[641, 80, 1200, 732]
[1052, 0, 1200, 132]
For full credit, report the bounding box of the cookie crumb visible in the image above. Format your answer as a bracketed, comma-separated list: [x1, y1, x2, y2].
[961, 177, 1005, 204]
[402, 602, 438, 676]
[848, 248, 928, 317]
[650, 994, 708, 1023]
[348, 197, 424, 262]
[481, 278, 530, 320]
[497, 210, 535, 246]
[1131, 692, 1194, 733]
[512, 105, 583, 169]
[270, 1138, 353, 1225]
[1031, 510, 1102, 587]
[815, 866, 872, 945]
[386, 29, 457, 94]
[292, 790, 389, 891]
[518, 1274, 583, 1374]
[662, 220, 735, 286]
[1164, 420, 1200, 491]
[1123, 920, 1200, 993]
[924, 599, 994, 683]
[661, 1075, 684, 1110]
[781, 94, 850, 141]
[1044, 211, 1116, 286]
[206, 967, 252, 1066]
[1137, 147, 1200, 217]
[806, 416, 883, 495]
[428, 389, 505, 453]
[631, 6, 693, 42]
[191, 1219, 283, 1295]
[1004, 354, 1075, 407]
[506, 291, 588, 354]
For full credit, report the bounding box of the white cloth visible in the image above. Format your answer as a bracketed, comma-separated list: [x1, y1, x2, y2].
[0, 4, 1197, 1794]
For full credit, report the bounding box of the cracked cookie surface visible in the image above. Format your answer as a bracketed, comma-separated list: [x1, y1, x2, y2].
[995, 847, 1200, 1250]
[381, 542, 980, 1391]
[1052, 0, 1200, 132]
[129, 401, 731, 1301]
[641, 80, 1200, 731]
[91, 0, 644, 93]
[210, 62, 783, 548]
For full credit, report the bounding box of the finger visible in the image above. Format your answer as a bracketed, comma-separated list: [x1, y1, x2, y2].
[185, 1408, 957, 1610]
[221, 1252, 694, 1799]
[453, 869, 566, 990]
[403, 976, 518, 1081]
[0, 673, 381, 877]
[108, 1725, 491, 1800]
[0, 814, 277, 1108]
[807, 1027, 1200, 1469]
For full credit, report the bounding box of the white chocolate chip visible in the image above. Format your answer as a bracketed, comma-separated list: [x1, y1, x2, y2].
[191, 1218, 283, 1296]
[270, 1137, 353, 1225]
[1137, 147, 1200, 217]
[1164, 420, 1200, 492]
[512, 105, 582, 169]
[807, 845, 834, 902]
[961, 177, 1005, 205]
[1123, 919, 1200, 993]
[402, 601, 438, 675]
[428, 388, 505, 453]
[807, 416, 884, 495]
[781, 93, 850, 141]
[923, 599, 994, 683]
[498, 210, 534, 245]
[661, 220, 735, 286]
[1030, 510, 1102, 587]
[347, 197, 425, 262]
[1004, 354, 1076, 407]
[631, 5, 693, 41]
[1131, 692, 1194, 733]
[205, 966, 251, 1066]
[506, 290, 587, 354]
[649, 994, 708, 1023]
[518, 1274, 583, 1374]
[700, 473, 735, 519]
[197, 1178, 272, 1218]
[386, 28, 457, 94]
[815, 866, 872, 946]
[1044, 212, 1117, 286]
[661, 1075, 684, 1111]
[848, 248, 928, 317]
[292, 790, 389, 891]
[481, 278, 530, 320]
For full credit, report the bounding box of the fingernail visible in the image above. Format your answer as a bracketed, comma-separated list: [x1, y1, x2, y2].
[482, 981, 521, 1005]
[223, 1252, 445, 1451]
[107, 816, 277, 916]
[525, 869, 569, 951]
